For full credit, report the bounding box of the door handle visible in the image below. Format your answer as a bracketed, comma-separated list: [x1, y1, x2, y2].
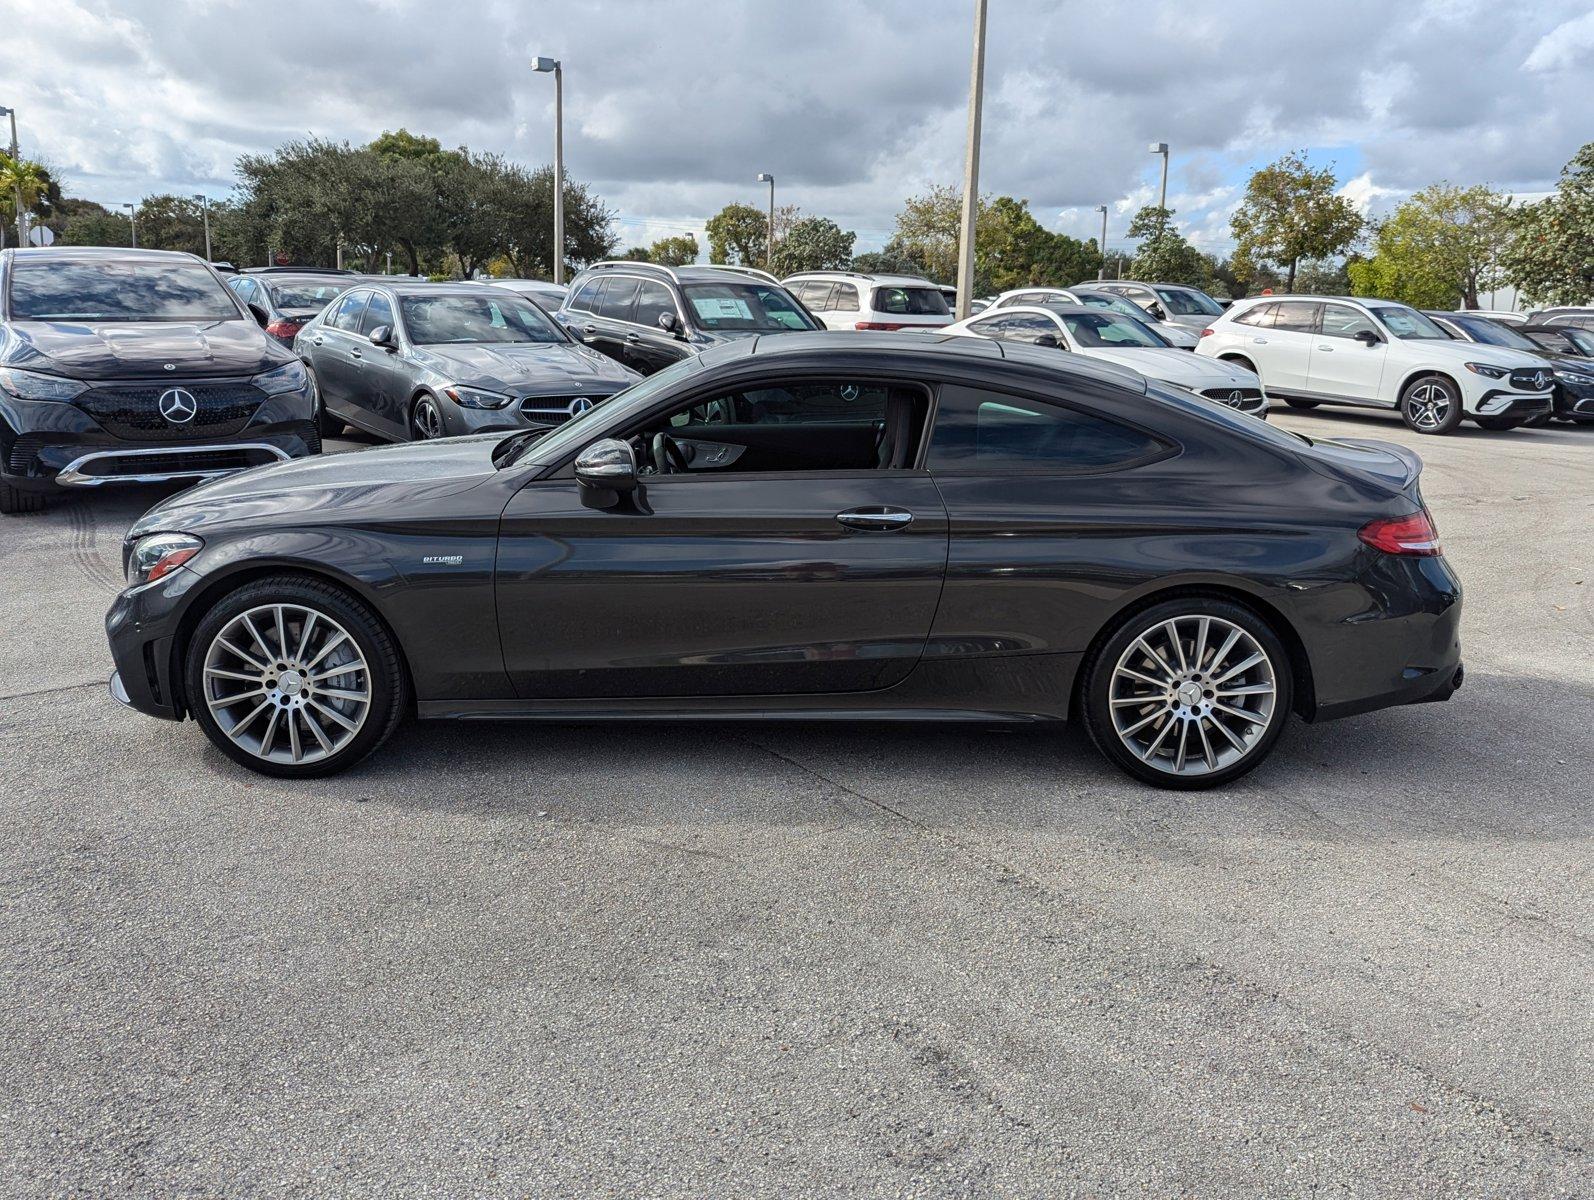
[1252, 337, 1269, 344]
[1317, 345, 1333, 352]
[583, 324, 598, 335]
[350, 349, 362, 359]
[625, 333, 641, 343]
[836, 506, 913, 532]
[312, 336, 324, 345]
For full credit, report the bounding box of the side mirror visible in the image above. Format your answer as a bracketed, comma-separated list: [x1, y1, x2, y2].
[1354, 329, 1382, 346]
[658, 310, 683, 337]
[369, 325, 397, 350]
[1148, 303, 1167, 321]
[1034, 333, 1061, 349]
[247, 303, 269, 328]
[574, 438, 638, 508]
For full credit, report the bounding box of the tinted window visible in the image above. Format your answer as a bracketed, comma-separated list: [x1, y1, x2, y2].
[672, 381, 893, 428]
[268, 278, 353, 311]
[326, 290, 369, 331]
[929, 385, 1164, 472]
[568, 277, 604, 312]
[1058, 311, 1166, 348]
[1446, 315, 1538, 350]
[359, 290, 395, 335]
[1370, 305, 1450, 340]
[973, 312, 1056, 343]
[830, 283, 860, 312]
[1074, 291, 1156, 320]
[9, 259, 240, 322]
[399, 294, 565, 345]
[1318, 304, 1379, 340]
[1525, 329, 1576, 353]
[1232, 302, 1276, 328]
[873, 286, 950, 316]
[1271, 302, 1320, 334]
[633, 280, 676, 327]
[231, 278, 258, 305]
[792, 281, 833, 311]
[596, 276, 641, 321]
[680, 283, 816, 331]
[1155, 287, 1222, 316]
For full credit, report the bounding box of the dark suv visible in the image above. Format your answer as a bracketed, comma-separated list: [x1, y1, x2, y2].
[0, 247, 319, 514]
[555, 261, 820, 375]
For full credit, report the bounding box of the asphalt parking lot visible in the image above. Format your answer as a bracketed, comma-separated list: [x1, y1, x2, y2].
[2, 409, 1590, 1197]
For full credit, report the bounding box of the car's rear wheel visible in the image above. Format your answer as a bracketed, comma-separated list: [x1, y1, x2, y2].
[1400, 375, 1464, 434]
[1475, 416, 1521, 431]
[184, 575, 407, 778]
[411, 395, 444, 441]
[1080, 598, 1293, 790]
[0, 479, 47, 515]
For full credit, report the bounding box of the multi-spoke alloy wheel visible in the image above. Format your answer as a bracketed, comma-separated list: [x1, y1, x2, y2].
[1083, 599, 1293, 789]
[185, 577, 406, 777]
[1401, 376, 1462, 435]
[412, 396, 443, 440]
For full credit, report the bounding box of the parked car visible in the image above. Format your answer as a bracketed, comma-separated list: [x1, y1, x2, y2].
[1519, 323, 1594, 359]
[782, 271, 954, 332]
[934, 283, 990, 315]
[1523, 306, 1594, 331]
[945, 304, 1268, 418]
[228, 269, 358, 347]
[1197, 295, 1553, 433]
[558, 262, 820, 375]
[1458, 308, 1528, 326]
[987, 286, 1200, 348]
[486, 278, 568, 309]
[295, 280, 640, 442]
[1428, 312, 1594, 426]
[107, 332, 1462, 789]
[0, 247, 319, 514]
[1095, 280, 1227, 330]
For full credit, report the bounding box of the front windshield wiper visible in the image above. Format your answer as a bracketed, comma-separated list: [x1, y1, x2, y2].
[491, 426, 554, 469]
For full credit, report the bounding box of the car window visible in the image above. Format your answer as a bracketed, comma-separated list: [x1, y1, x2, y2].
[1370, 304, 1450, 340]
[231, 278, 258, 305]
[1318, 305, 1379, 340]
[326, 290, 369, 331]
[972, 312, 1056, 344]
[1270, 302, 1320, 334]
[1447, 315, 1539, 350]
[680, 282, 816, 331]
[269, 278, 352, 311]
[359, 290, 395, 335]
[1058, 311, 1166, 348]
[670, 381, 892, 428]
[1232, 303, 1276, 329]
[1561, 329, 1594, 355]
[633, 280, 676, 327]
[872, 286, 949, 316]
[596, 276, 641, 321]
[1075, 292, 1154, 321]
[792, 281, 833, 311]
[399, 293, 566, 345]
[1525, 329, 1573, 353]
[1155, 287, 1222, 316]
[928, 385, 1165, 472]
[567, 277, 603, 313]
[830, 283, 859, 312]
[8, 259, 242, 322]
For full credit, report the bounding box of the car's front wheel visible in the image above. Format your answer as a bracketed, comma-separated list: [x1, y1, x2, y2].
[0, 478, 47, 516]
[184, 575, 408, 778]
[1080, 598, 1293, 789]
[1400, 375, 1464, 434]
[411, 395, 444, 441]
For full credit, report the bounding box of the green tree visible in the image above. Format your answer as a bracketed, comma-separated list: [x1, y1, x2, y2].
[1230, 152, 1363, 292]
[127, 194, 208, 254]
[705, 203, 768, 266]
[617, 246, 652, 261]
[1346, 183, 1511, 308]
[58, 208, 134, 248]
[1501, 142, 1594, 307]
[1125, 205, 1210, 287]
[888, 184, 966, 284]
[500, 166, 615, 278]
[647, 233, 699, 266]
[850, 239, 929, 276]
[979, 196, 1099, 290]
[770, 217, 854, 275]
[0, 154, 48, 246]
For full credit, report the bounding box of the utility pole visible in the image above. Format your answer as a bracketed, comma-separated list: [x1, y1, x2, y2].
[955, 0, 988, 321]
[1149, 141, 1170, 215]
[1096, 205, 1108, 280]
[532, 57, 565, 284]
[757, 173, 775, 268]
[193, 195, 212, 260]
[123, 202, 138, 248]
[1, 107, 24, 249]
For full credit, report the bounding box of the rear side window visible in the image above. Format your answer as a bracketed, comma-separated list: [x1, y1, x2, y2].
[831, 283, 860, 312]
[359, 290, 395, 335]
[873, 286, 949, 316]
[928, 385, 1165, 472]
[326, 290, 369, 331]
[1232, 303, 1275, 328]
[596, 277, 641, 321]
[1270, 302, 1320, 334]
[567, 277, 603, 312]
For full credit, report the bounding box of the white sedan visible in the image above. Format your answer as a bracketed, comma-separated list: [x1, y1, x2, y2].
[945, 304, 1270, 418]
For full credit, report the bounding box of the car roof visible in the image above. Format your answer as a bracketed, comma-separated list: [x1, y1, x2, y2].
[2, 246, 205, 264]
[358, 280, 519, 297]
[783, 271, 935, 287]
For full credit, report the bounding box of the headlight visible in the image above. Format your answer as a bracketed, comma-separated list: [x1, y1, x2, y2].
[0, 366, 87, 402]
[1463, 362, 1509, 379]
[442, 384, 513, 410]
[1556, 369, 1594, 386]
[251, 359, 309, 395]
[127, 532, 203, 585]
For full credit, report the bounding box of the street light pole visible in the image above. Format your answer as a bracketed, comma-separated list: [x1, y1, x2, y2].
[122, 202, 138, 248]
[1, 106, 24, 249]
[193, 195, 212, 260]
[1148, 141, 1170, 214]
[532, 56, 565, 284]
[955, 0, 988, 321]
[1096, 204, 1108, 280]
[756, 173, 775, 268]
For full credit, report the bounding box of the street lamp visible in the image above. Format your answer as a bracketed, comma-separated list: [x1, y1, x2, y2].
[1148, 141, 1170, 214]
[1096, 204, 1108, 280]
[532, 55, 565, 285]
[193, 195, 212, 260]
[756, 173, 775, 268]
[122, 202, 138, 248]
[955, 0, 989, 320]
[0, 105, 24, 249]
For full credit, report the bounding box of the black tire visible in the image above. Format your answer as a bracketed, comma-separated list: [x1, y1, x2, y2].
[184, 574, 408, 779]
[1221, 355, 1258, 375]
[411, 394, 444, 441]
[1475, 416, 1521, 431]
[1399, 374, 1464, 434]
[316, 403, 345, 440]
[1080, 597, 1294, 790]
[1284, 397, 1319, 410]
[0, 478, 48, 515]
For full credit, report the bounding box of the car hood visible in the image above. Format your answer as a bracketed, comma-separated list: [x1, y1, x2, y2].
[1082, 346, 1256, 388]
[1153, 322, 1199, 347]
[1413, 340, 1550, 370]
[415, 341, 638, 393]
[127, 434, 508, 539]
[3, 317, 285, 380]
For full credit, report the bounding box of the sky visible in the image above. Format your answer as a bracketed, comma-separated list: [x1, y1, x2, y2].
[3, 0, 1592, 258]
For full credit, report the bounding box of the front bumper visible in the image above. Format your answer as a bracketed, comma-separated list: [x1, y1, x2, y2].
[1552, 381, 1594, 421]
[105, 565, 205, 721]
[442, 390, 623, 437]
[1470, 389, 1553, 420]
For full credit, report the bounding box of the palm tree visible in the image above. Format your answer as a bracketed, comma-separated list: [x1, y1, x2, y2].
[0, 154, 48, 242]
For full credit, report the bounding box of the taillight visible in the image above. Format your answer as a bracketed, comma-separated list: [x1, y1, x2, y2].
[856, 321, 907, 331]
[1199, 327, 1214, 337]
[1358, 510, 1443, 557]
[266, 318, 303, 339]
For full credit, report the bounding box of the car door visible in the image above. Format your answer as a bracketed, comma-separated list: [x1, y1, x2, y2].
[352, 289, 412, 437]
[580, 276, 639, 365]
[494, 375, 950, 699]
[305, 289, 370, 420]
[1246, 300, 1320, 392]
[1309, 302, 1389, 403]
[626, 279, 693, 375]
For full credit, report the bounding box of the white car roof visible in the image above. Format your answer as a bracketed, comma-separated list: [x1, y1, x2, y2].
[783, 272, 935, 287]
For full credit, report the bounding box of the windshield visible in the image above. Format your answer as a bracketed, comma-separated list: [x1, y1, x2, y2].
[1448, 315, 1539, 351]
[1155, 287, 1223, 316]
[268, 279, 353, 310]
[1058, 311, 1168, 348]
[400, 293, 566, 345]
[9, 260, 241, 322]
[1371, 305, 1450, 340]
[872, 285, 950, 316]
[503, 355, 706, 468]
[1561, 328, 1594, 356]
[680, 283, 816, 332]
[1073, 292, 1159, 321]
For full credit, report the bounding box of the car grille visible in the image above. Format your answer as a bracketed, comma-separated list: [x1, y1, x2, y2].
[1200, 386, 1264, 407]
[1509, 368, 1552, 391]
[73, 380, 267, 441]
[518, 394, 608, 424]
